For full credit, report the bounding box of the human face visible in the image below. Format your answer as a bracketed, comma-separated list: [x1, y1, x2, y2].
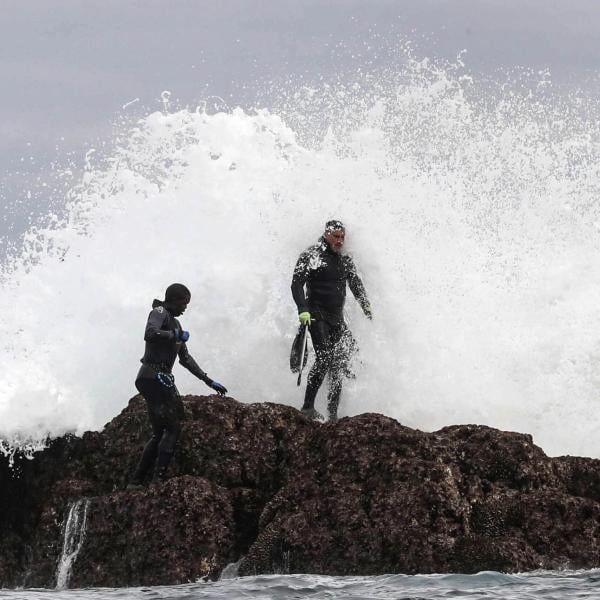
[324, 228, 345, 253]
[168, 297, 190, 317]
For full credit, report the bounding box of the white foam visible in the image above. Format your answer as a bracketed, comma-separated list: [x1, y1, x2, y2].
[3, 56, 600, 457]
[55, 498, 90, 589]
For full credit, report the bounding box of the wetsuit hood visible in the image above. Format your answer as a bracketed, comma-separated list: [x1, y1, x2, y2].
[152, 283, 191, 315]
[325, 219, 345, 232]
[165, 283, 191, 303]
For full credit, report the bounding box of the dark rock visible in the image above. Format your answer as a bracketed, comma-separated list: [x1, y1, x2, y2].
[555, 455, 600, 502]
[2, 395, 600, 588]
[0, 395, 314, 588]
[239, 414, 468, 575]
[70, 476, 233, 587]
[450, 534, 541, 573]
[238, 416, 600, 576]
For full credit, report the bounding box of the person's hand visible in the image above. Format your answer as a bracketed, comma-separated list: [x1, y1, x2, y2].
[209, 380, 227, 396]
[298, 311, 313, 326]
[174, 329, 190, 342]
[363, 304, 373, 320]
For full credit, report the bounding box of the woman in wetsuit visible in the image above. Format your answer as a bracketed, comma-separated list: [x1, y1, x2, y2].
[129, 283, 228, 487]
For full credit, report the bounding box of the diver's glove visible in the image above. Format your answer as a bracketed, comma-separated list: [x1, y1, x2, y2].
[208, 380, 227, 396]
[363, 304, 373, 320]
[298, 311, 313, 326]
[174, 329, 190, 342]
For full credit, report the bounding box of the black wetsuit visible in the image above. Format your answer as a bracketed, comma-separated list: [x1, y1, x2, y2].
[132, 301, 212, 484]
[291, 238, 370, 416]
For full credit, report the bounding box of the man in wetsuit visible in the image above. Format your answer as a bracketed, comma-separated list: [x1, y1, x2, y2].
[129, 283, 228, 487]
[291, 220, 372, 421]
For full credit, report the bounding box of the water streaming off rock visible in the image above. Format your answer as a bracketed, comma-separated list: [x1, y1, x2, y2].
[55, 498, 90, 589]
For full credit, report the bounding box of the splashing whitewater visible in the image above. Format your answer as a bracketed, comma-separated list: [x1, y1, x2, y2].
[3, 55, 600, 457]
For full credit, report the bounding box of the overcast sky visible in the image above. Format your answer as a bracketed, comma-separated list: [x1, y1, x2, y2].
[3, 0, 600, 250]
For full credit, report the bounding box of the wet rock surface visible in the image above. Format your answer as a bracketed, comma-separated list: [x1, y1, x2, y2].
[2, 395, 600, 587]
[69, 475, 234, 587]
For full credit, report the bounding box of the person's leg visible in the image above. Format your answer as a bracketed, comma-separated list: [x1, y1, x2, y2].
[302, 319, 331, 411]
[327, 373, 343, 421]
[153, 393, 182, 482]
[131, 379, 166, 485]
[326, 324, 356, 421]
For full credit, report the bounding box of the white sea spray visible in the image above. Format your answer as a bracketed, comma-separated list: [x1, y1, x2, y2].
[3, 55, 600, 457]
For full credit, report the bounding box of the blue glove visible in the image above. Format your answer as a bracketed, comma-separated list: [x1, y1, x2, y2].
[209, 380, 227, 396]
[174, 329, 190, 342]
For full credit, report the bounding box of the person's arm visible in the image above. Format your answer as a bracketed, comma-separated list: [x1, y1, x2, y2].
[144, 307, 176, 342]
[291, 251, 310, 314]
[178, 343, 210, 382]
[345, 256, 372, 319]
[178, 344, 228, 395]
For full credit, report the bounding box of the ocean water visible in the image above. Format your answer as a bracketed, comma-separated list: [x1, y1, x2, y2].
[3, 50, 600, 455]
[3, 571, 600, 599]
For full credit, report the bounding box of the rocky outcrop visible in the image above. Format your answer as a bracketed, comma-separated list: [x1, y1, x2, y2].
[2, 394, 600, 588]
[0, 395, 314, 588]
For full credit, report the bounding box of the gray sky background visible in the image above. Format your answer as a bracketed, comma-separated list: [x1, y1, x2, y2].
[3, 0, 600, 252]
